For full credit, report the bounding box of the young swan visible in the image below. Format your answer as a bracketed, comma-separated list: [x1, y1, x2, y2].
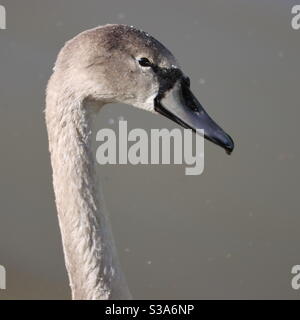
[46, 24, 234, 300]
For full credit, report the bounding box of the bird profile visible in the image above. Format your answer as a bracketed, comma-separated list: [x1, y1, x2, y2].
[45, 24, 234, 300]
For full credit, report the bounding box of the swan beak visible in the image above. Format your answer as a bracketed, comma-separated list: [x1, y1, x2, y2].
[154, 81, 234, 155]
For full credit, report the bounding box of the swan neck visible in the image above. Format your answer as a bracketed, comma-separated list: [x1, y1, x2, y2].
[45, 89, 131, 300]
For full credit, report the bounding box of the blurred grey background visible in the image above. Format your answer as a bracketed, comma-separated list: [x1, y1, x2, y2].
[0, 0, 300, 299]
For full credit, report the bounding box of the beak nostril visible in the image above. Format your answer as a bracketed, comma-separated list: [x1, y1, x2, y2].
[186, 102, 199, 112]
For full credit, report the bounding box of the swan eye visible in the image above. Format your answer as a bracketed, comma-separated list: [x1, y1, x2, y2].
[138, 57, 152, 67]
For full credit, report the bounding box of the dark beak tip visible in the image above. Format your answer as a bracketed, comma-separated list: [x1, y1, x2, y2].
[225, 147, 233, 155]
[224, 136, 234, 155]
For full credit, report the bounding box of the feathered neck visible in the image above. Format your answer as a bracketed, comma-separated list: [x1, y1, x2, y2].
[45, 77, 131, 300]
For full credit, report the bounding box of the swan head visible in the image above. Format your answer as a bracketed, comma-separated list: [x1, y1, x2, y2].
[54, 24, 234, 154]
